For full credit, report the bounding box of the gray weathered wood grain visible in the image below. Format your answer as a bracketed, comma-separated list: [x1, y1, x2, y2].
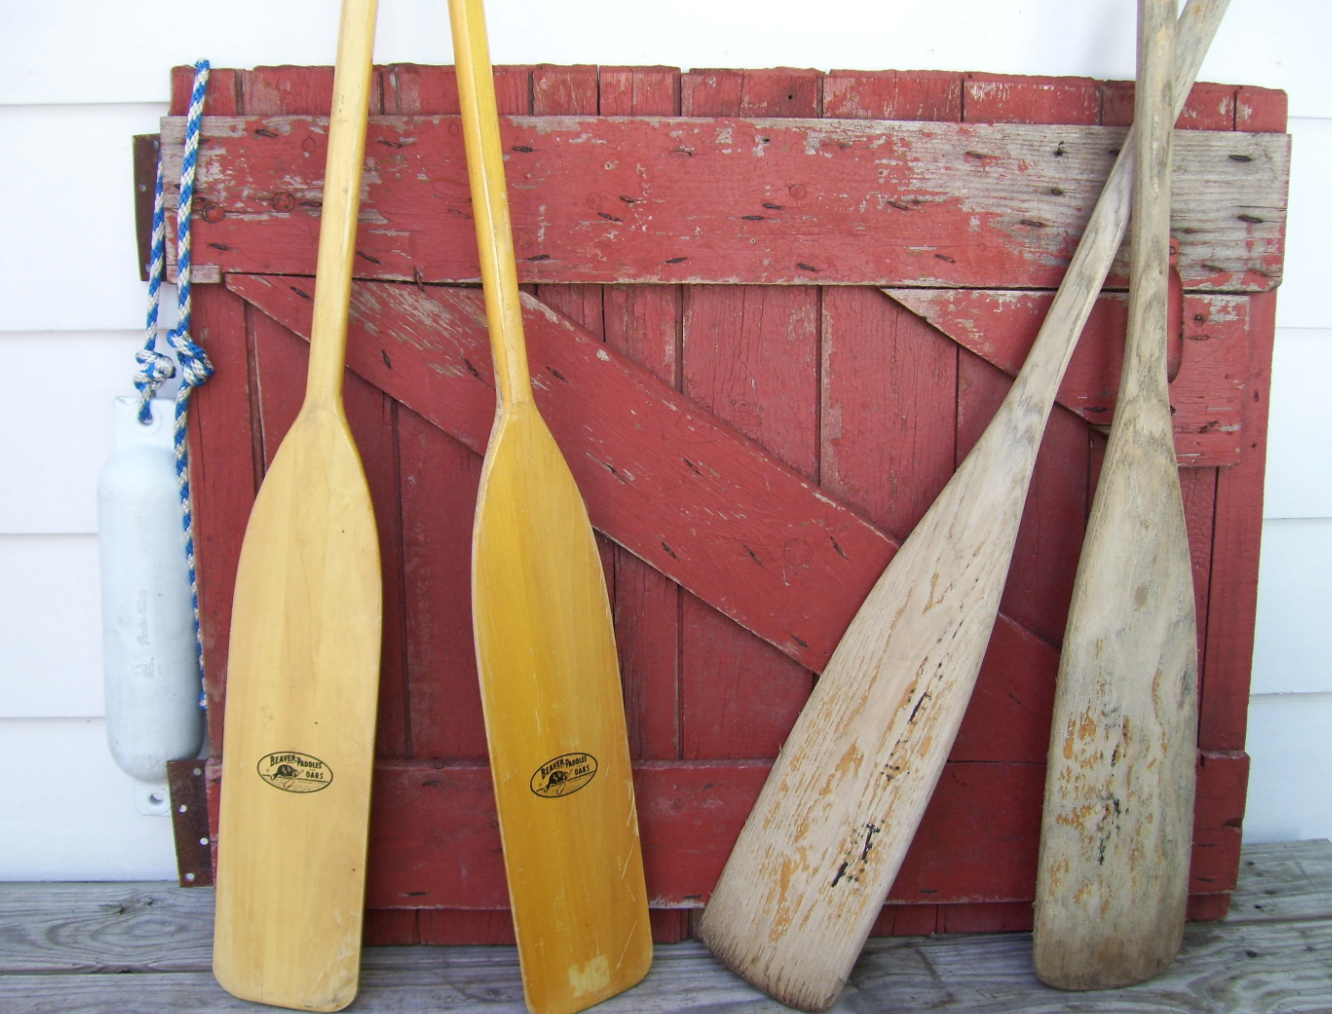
[1, 840, 1328, 1012]
[1228, 840, 1332, 925]
[0, 882, 214, 973]
[2, 923, 1330, 1013]
[1034, 0, 1200, 990]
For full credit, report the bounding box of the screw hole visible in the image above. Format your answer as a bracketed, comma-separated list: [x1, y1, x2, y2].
[200, 837, 210, 846]
[149, 792, 165, 806]
[185, 873, 196, 882]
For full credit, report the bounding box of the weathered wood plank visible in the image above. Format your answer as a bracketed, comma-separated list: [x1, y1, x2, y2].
[823, 70, 963, 122]
[1103, 79, 1237, 130]
[680, 284, 820, 760]
[681, 68, 824, 117]
[964, 73, 1101, 125]
[821, 287, 958, 542]
[188, 287, 257, 747]
[1200, 288, 1277, 754]
[603, 283, 685, 763]
[1236, 87, 1288, 133]
[397, 405, 487, 762]
[885, 289, 1251, 466]
[1228, 840, 1332, 925]
[0, 882, 215, 973]
[673, 67, 820, 773]
[160, 115, 1288, 291]
[3, 841, 1329, 1012]
[5, 915, 1330, 1014]
[600, 67, 682, 117]
[195, 753, 1245, 911]
[219, 274, 916, 674]
[845, 918, 1332, 1013]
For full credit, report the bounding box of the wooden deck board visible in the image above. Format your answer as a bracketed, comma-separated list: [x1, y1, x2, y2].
[1227, 839, 1332, 925]
[0, 881, 214, 973]
[2, 841, 1329, 1012]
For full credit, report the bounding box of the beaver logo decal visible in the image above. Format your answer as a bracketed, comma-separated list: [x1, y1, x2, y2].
[530, 752, 598, 798]
[257, 751, 333, 793]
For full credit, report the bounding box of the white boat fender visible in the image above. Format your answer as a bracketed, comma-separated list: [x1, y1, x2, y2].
[98, 396, 204, 816]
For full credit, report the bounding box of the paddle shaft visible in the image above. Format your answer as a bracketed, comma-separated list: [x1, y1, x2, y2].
[449, 0, 531, 408]
[1034, 0, 1201, 989]
[697, 2, 1228, 1009]
[306, 0, 378, 410]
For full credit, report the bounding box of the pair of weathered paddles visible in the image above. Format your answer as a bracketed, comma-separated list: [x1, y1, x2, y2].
[210, 0, 1230, 1011]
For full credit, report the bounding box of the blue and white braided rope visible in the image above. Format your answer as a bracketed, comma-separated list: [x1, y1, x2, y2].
[134, 144, 173, 419]
[133, 60, 214, 708]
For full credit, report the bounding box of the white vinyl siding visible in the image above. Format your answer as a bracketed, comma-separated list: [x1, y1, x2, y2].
[0, 0, 1326, 879]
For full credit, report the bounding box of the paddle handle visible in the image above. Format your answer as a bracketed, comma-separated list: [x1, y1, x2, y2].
[1004, 0, 1227, 416]
[1124, 0, 1177, 404]
[450, 0, 532, 409]
[306, 0, 379, 409]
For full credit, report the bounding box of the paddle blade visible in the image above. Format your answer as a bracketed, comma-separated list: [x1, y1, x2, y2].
[1032, 429, 1198, 988]
[472, 404, 651, 1014]
[697, 444, 1024, 1012]
[213, 407, 382, 1012]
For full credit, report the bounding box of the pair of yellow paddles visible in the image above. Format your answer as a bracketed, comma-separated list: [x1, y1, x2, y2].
[212, 0, 648, 1012]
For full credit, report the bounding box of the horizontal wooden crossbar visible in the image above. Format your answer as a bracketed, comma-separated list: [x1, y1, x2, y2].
[204, 751, 1244, 910]
[163, 115, 1288, 291]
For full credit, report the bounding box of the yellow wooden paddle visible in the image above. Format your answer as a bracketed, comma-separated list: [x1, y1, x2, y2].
[448, 2, 652, 1013]
[211, 0, 382, 1009]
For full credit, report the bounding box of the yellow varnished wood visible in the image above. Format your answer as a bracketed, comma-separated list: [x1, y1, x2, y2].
[212, 0, 382, 1009]
[473, 405, 652, 1014]
[449, 1, 651, 1011]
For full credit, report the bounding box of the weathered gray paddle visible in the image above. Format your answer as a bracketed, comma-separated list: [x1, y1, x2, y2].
[1033, 0, 1200, 990]
[696, 2, 1229, 1009]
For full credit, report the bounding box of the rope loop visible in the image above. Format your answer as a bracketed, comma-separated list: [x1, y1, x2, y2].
[134, 130, 174, 422]
[132, 59, 213, 707]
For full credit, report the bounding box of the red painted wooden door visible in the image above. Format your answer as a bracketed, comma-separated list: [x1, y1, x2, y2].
[171, 64, 1287, 944]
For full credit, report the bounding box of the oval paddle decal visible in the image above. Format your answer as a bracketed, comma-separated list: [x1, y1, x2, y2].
[530, 752, 598, 798]
[257, 751, 334, 793]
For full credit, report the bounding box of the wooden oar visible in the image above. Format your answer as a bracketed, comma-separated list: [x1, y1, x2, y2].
[447, 2, 652, 1012]
[1033, 0, 1198, 990]
[211, 0, 382, 1009]
[696, 2, 1229, 1009]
